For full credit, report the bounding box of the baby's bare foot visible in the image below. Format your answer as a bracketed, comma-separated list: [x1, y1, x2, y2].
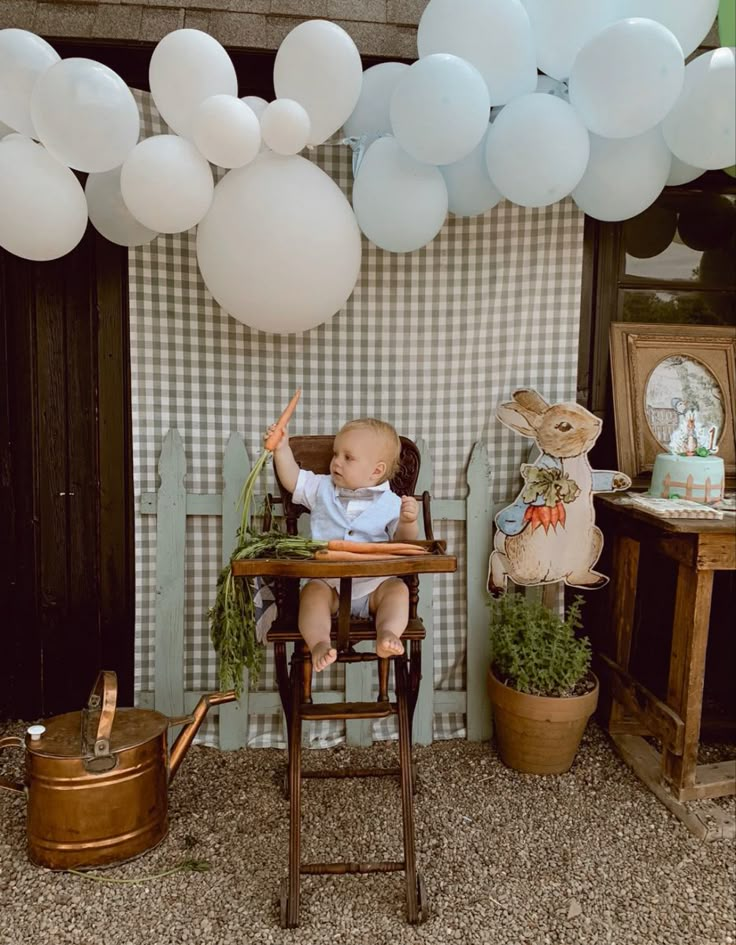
[311, 642, 337, 672]
[376, 632, 404, 659]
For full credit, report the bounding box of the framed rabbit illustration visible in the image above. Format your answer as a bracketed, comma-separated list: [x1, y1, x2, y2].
[488, 389, 632, 594]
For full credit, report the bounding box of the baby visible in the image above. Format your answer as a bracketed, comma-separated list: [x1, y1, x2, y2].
[268, 418, 419, 671]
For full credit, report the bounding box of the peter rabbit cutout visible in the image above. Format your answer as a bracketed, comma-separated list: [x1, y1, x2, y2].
[488, 389, 632, 594]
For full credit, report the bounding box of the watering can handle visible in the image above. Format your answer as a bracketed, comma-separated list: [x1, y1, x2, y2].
[0, 736, 25, 795]
[85, 671, 118, 756]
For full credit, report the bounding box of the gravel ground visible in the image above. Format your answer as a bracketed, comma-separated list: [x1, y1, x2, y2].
[1, 720, 734, 945]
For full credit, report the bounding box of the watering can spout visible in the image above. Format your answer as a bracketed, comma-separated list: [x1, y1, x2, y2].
[168, 689, 238, 782]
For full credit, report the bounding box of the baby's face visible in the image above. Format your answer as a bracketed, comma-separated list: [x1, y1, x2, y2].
[330, 429, 386, 491]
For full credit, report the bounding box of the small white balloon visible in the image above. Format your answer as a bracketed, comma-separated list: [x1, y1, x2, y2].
[85, 166, 158, 247]
[441, 125, 502, 217]
[0, 29, 60, 138]
[260, 99, 310, 156]
[120, 134, 214, 233]
[666, 154, 705, 187]
[617, 0, 719, 57]
[662, 48, 736, 171]
[342, 62, 409, 139]
[572, 128, 672, 222]
[485, 93, 590, 207]
[30, 58, 140, 173]
[521, 0, 620, 81]
[274, 20, 362, 146]
[417, 0, 537, 105]
[196, 152, 362, 333]
[192, 94, 261, 168]
[352, 136, 448, 253]
[568, 18, 684, 140]
[241, 95, 268, 120]
[0, 135, 88, 260]
[149, 29, 237, 139]
[390, 54, 491, 166]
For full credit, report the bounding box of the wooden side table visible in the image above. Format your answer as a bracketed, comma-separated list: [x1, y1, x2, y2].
[595, 495, 735, 838]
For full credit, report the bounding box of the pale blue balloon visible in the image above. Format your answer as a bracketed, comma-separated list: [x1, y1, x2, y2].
[390, 54, 491, 166]
[352, 136, 448, 253]
[342, 62, 408, 139]
[440, 125, 502, 216]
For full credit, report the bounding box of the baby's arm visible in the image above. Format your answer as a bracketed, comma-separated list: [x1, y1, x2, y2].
[266, 424, 300, 493]
[394, 495, 419, 541]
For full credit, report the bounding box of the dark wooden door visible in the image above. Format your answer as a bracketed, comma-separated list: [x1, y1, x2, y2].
[0, 229, 134, 719]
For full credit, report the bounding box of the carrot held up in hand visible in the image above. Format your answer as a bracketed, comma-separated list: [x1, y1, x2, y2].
[265, 389, 301, 451]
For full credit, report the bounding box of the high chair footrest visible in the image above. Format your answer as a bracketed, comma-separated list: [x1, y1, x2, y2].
[299, 700, 394, 721]
[301, 861, 405, 875]
[303, 765, 401, 781]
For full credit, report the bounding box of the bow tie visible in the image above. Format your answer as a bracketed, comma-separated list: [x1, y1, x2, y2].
[335, 487, 381, 500]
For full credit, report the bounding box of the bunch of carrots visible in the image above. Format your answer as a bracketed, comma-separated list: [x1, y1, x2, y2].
[209, 390, 427, 694]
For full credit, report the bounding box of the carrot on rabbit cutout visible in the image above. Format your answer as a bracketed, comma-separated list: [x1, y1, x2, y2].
[488, 389, 631, 595]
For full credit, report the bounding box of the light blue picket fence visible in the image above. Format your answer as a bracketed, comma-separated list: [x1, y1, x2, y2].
[138, 430, 495, 748]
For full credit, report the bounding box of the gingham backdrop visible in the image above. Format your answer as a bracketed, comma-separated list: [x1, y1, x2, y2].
[129, 90, 585, 746]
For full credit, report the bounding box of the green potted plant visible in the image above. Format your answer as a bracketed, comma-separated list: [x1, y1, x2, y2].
[487, 592, 599, 774]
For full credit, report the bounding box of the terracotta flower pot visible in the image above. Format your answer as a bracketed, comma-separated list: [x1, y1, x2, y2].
[487, 667, 599, 775]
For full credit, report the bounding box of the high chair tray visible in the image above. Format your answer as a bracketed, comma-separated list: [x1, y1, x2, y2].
[231, 540, 456, 579]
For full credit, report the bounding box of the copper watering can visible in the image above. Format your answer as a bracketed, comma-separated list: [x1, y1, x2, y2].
[0, 671, 237, 870]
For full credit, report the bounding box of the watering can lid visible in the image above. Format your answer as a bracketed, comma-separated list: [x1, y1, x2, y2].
[25, 707, 171, 758]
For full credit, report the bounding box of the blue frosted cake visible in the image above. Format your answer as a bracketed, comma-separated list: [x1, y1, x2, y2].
[650, 452, 725, 505]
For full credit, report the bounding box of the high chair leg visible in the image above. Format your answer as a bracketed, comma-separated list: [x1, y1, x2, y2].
[395, 656, 421, 924]
[284, 655, 303, 928]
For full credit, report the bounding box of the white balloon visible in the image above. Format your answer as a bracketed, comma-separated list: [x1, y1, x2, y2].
[149, 29, 237, 139]
[0, 119, 14, 139]
[120, 134, 214, 233]
[568, 18, 684, 139]
[260, 99, 310, 156]
[273, 20, 362, 146]
[617, 0, 719, 57]
[486, 93, 590, 207]
[0, 29, 60, 138]
[241, 95, 268, 120]
[0, 135, 87, 260]
[85, 167, 158, 247]
[30, 58, 140, 173]
[441, 125, 502, 216]
[535, 74, 569, 101]
[666, 154, 705, 187]
[342, 62, 409, 139]
[390, 54, 490, 166]
[196, 152, 362, 333]
[191, 94, 261, 168]
[521, 0, 620, 81]
[572, 128, 671, 222]
[417, 0, 537, 105]
[662, 48, 736, 171]
[352, 136, 448, 253]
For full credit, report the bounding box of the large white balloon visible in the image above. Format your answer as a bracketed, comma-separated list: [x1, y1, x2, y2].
[521, 0, 619, 80]
[662, 48, 736, 171]
[568, 18, 684, 140]
[417, 0, 537, 105]
[485, 93, 590, 208]
[196, 153, 362, 333]
[149, 29, 237, 139]
[191, 94, 261, 168]
[273, 20, 362, 146]
[0, 135, 88, 260]
[665, 154, 705, 187]
[572, 128, 672, 222]
[0, 119, 13, 139]
[617, 0, 719, 57]
[0, 29, 60, 138]
[390, 54, 490, 166]
[441, 125, 502, 217]
[120, 135, 214, 234]
[352, 136, 448, 253]
[30, 58, 140, 173]
[342, 62, 409, 139]
[260, 99, 310, 156]
[85, 167, 158, 247]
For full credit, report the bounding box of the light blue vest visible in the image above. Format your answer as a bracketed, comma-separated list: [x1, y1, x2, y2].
[309, 475, 401, 542]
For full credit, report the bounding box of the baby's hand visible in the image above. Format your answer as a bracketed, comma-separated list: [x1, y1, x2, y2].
[400, 495, 419, 524]
[265, 423, 289, 451]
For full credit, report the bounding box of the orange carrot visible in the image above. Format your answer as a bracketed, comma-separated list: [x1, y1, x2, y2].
[325, 540, 428, 556]
[537, 505, 552, 533]
[549, 503, 559, 528]
[558, 501, 566, 528]
[264, 389, 301, 451]
[314, 550, 400, 561]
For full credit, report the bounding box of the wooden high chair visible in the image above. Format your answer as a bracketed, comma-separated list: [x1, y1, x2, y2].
[232, 435, 456, 927]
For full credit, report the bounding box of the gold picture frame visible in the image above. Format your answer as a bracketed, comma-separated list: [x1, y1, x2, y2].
[609, 322, 736, 489]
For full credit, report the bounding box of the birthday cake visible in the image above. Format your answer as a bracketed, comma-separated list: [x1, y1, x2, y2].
[650, 453, 725, 505]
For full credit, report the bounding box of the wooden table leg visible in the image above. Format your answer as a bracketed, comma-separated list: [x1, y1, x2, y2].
[605, 533, 640, 731]
[662, 563, 714, 799]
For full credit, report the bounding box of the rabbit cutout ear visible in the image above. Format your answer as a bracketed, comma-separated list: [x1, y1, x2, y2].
[496, 402, 542, 439]
[511, 389, 549, 416]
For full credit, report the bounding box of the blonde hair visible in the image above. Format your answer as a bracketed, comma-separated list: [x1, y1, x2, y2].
[338, 418, 402, 482]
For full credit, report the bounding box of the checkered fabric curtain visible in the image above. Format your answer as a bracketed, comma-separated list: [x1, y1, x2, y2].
[129, 90, 585, 745]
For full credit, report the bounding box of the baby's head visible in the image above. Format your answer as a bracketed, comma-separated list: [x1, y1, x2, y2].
[330, 419, 401, 490]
